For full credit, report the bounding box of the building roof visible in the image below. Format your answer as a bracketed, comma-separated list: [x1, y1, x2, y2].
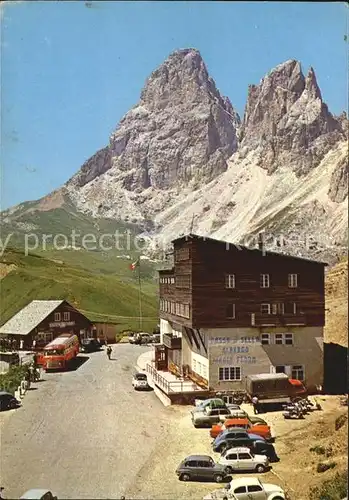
[172, 233, 328, 266]
[0, 300, 65, 336]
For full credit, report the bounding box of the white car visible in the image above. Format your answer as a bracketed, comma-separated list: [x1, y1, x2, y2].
[219, 447, 269, 473]
[203, 477, 286, 500]
[132, 372, 150, 390]
[20, 489, 58, 500]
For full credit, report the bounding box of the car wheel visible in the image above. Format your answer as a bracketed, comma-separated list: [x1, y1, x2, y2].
[180, 473, 190, 481]
[9, 400, 17, 409]
[214, 474, 224, 483]
[225, 466, 233, 474]
[255, 464, 266, 473]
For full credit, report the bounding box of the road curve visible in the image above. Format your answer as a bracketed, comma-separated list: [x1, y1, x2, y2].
[0, 344, 174, 499]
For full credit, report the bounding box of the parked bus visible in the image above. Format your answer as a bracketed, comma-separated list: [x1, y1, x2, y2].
[42, 334, 80, 371]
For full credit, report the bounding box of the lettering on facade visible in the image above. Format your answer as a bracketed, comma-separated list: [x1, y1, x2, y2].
[209, 336, 260, 345]
[48, 321, 75, 328]
[222, 346, 249, 354]
[213, 355, 257, 364]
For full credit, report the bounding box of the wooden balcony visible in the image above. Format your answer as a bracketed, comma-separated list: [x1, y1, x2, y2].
[163, 333, 182, 350]
[251, 313, 307, 327]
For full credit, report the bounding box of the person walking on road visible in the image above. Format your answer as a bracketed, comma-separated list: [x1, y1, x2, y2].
[107, 345, 112, 360]
[252, 395, 259, 414]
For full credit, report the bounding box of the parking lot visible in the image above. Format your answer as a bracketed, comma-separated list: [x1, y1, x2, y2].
[1, 342, 347, 500]
[124, 394, 347, 500]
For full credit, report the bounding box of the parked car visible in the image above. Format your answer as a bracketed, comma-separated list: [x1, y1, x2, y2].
[0, 391, 21, 411]
[212, 429, 266, 453]
[210, 417, 272, 441]
[248, 440, 280, 463]
[249, 416, 268, 426]
[193, 398, 227, 411]
[203, 477, 286, 500]
[192, 407, 243, 428]
[20, 489, 58, 500]
[132, 372, 150, 390]
[151, 333, 160, 343]
[219, 447, 270, 473]
[132, 333, 152, 345]
[80, 338, 101, 352]
[128, 334, 136, 344]
[176, 455, 230, 483]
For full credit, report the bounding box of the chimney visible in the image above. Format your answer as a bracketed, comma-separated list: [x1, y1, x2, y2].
[258, 232, 264, 252]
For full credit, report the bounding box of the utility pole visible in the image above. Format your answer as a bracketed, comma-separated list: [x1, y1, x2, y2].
[138, 261, 143, 331]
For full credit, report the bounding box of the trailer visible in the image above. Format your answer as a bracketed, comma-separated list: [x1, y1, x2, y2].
[245, 373, 307, 411]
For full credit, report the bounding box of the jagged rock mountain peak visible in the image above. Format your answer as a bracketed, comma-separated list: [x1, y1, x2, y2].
[69, 47, 239, 194]
[305, 66, 322, 100]
[240, 59, 343, 175]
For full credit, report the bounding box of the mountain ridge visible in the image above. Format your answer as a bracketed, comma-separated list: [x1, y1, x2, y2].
[1, 48, 347, 264]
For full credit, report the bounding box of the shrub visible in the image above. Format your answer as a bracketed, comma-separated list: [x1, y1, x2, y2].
[310, 446, 333, 457]
[309, 470, 348, 499]
[310, 445, 326, 455]
[335, 413, 347, 431]
[316, 462, 337, 473]
[0, 365, 28, 395]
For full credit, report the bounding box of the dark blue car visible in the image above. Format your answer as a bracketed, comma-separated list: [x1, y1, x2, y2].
[212, 427, 266, 454]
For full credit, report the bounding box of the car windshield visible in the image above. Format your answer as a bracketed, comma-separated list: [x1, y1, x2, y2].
[135, 374, 147, 380]
[44, 349, 64, 355]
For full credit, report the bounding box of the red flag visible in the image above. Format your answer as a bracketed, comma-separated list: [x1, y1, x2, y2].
[130, 259, 139, 271]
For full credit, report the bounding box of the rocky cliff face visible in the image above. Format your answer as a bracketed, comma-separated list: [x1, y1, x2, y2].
[3, 49, 347, 263]
[239, 60, 344, 176]
[70, 48, 239, 193]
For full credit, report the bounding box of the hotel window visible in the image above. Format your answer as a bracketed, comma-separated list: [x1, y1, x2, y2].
[291, 365, 305, 381]
[197, 362, 202, 375]
[226, 303, 236, 319]
[193, 359, 197, 372]
[225, 274, 235, 289]
[260, 274, 270, 288]
[175, 247, 190, 262]
[176, 275, 191, 288]
[284, 333, 293, 345]
[261, 333, 270, 345]
[54, 312, 61, 322]
[272, 303, 284, 315]
[63, 312, 70, 321]
[276, 365, 286, 373]
[203, 365, 208, 379]
[261, 303, 271, 314]
[293, 303, 297, 314]
[288, 274, 298, 288]
[275, 333, 283, 345]
[218, 367, 241, 381]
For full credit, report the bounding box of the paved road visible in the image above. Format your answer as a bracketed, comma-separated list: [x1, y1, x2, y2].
[0, 344, 174, 499]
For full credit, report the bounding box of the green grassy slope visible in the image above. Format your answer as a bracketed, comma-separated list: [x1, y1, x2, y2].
[0, 248, 159, 332]
[1, 197, 148, 252]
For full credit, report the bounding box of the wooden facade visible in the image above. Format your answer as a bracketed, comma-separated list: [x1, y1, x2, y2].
[5, 301, 93, 350]
[157, 234, 326, 391]
[159, 235, 326, 331]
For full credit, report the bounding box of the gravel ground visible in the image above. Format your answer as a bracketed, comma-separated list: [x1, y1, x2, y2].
[1, 349, 346, 500]
[125, 395, 348, 500]
[0, 345, 179, 499]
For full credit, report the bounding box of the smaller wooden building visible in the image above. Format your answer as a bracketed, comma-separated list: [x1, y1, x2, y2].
[0, 300, 93, 350]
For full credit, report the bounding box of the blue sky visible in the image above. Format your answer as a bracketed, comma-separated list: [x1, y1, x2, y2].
[1, 1, 348, 210]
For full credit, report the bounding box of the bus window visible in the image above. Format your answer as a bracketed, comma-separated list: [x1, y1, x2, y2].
[45, 349, 64, 355]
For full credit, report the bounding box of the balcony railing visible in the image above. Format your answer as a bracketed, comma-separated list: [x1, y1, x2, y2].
[163, 333, 182, 350]
[251, 313, 307, 327]
[146, 363, 203, 393]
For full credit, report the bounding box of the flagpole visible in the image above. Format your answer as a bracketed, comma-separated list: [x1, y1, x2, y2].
[138, 260, 143, 331]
